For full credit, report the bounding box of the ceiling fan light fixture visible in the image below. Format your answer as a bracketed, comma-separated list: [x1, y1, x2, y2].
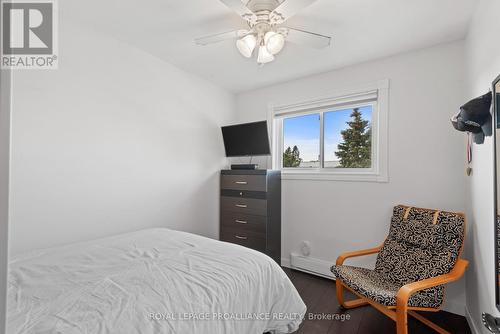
[257, 45, 275, 64]
[195, 0, 331, 65]
[236, 34, 257, 58]
[264, 31, 285, 55]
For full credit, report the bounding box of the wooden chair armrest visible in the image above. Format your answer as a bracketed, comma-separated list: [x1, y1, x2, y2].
[336, 245, 383, 266]
[396, 259, 469, 307]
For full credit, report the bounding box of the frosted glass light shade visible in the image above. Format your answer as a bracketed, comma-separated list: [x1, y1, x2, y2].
[236, 34, 257, 58]
[264, 31, 285, 55]
[257, 45, 275, 64]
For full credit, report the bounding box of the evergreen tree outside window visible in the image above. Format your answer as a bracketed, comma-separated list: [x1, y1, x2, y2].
[283, 145, 302, 167]
[325, 106, 372, 168]
[335, 108, 371, 168]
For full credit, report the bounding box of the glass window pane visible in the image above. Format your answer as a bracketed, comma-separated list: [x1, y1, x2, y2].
[324, 106, 373, 168]
[283, 114, 320, 168]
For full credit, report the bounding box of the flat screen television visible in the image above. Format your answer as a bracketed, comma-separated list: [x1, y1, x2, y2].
[221, 121, 271, 157]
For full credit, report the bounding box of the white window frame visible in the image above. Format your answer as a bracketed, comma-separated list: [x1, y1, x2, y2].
[268, 80, 389, 182]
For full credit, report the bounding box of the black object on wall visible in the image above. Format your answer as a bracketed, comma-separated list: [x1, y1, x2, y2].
[221, 121, 271, 157]
[451, 92, 493, 144]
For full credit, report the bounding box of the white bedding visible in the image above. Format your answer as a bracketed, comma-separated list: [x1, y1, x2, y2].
[7, 228, 306, 334]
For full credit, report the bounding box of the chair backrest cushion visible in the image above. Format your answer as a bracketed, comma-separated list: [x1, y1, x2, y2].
[375, 205, 465, 285]
[390, 219, 444, 249]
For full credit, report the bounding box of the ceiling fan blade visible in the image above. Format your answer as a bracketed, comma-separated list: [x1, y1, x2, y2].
[219, 0, 257, 24]
[285, 27, 331, 49]
[194, 30, 247, 46]
[270, 0, 319, 24]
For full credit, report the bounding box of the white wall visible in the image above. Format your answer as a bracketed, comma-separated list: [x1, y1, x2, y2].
[235, 41, 467, 314]
[8, 19, 234, 254]
[0, 68, 12, 334]
[464, 0, 500, 332]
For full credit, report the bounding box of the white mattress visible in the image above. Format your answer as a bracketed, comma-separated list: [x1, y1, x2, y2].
[7, 228, 306, 334]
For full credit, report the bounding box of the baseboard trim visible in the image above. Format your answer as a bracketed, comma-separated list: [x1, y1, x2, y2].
[281, 256, 291, 268]
[283, 253, 335, 280]
[465, 306, 480, 334]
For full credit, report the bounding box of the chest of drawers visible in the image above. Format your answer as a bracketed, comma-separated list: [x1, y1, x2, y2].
[219, 170, 281, 264]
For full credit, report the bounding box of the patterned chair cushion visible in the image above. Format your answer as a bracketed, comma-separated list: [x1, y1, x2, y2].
[332, 205, 465, 309]
[390, 219, 444, 249]
[375, 206, 465, 286]
[331, 265, 444, 308]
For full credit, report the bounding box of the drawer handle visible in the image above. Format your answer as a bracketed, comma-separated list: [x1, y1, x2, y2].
[235, 181, 248, 185]
[235, 204, 247, 208]
[235, 219, 247, 224]
[235, 235, 247, 240]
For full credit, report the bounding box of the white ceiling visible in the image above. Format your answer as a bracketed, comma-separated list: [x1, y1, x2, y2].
[66, 0, 478, 93]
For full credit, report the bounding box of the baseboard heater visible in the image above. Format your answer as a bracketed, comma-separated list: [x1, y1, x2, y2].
[289, 253, 335, 280]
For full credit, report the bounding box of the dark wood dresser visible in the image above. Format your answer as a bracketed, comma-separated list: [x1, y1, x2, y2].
[220, 169, 281, 264]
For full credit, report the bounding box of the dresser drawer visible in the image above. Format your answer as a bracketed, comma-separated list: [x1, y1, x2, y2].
[221, 227, 266, 252]
[221, 212, 266, 234]
[221, 174, 267, 191]
[221, 196, 267, 216]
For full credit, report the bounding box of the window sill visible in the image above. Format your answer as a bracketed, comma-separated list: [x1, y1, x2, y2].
[281, 170, 389, 183]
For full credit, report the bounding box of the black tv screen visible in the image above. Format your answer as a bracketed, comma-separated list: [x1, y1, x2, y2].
[221, 121, 271, 157]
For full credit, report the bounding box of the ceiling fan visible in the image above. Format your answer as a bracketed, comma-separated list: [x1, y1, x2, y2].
[194, 0, 331, 65]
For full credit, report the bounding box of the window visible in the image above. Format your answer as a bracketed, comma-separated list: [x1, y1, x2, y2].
[270, 81, 388, 182]
[323, 105, 373, 169]
[283, 114, 320, 168]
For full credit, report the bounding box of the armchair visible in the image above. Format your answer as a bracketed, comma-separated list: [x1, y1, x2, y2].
[332, 205, 468, 334]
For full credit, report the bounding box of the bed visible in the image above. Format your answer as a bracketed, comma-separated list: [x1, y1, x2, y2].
[7, 228, 306, 334]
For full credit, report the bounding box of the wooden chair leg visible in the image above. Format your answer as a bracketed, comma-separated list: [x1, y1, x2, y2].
[335, 278, 346, 307]
[343, 298, 370, 309]
[335, 279, 369, 309]
[396, 303, 409, 334]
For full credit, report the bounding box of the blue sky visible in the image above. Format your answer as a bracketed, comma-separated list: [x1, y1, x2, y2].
[283, 106, 372, 161]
